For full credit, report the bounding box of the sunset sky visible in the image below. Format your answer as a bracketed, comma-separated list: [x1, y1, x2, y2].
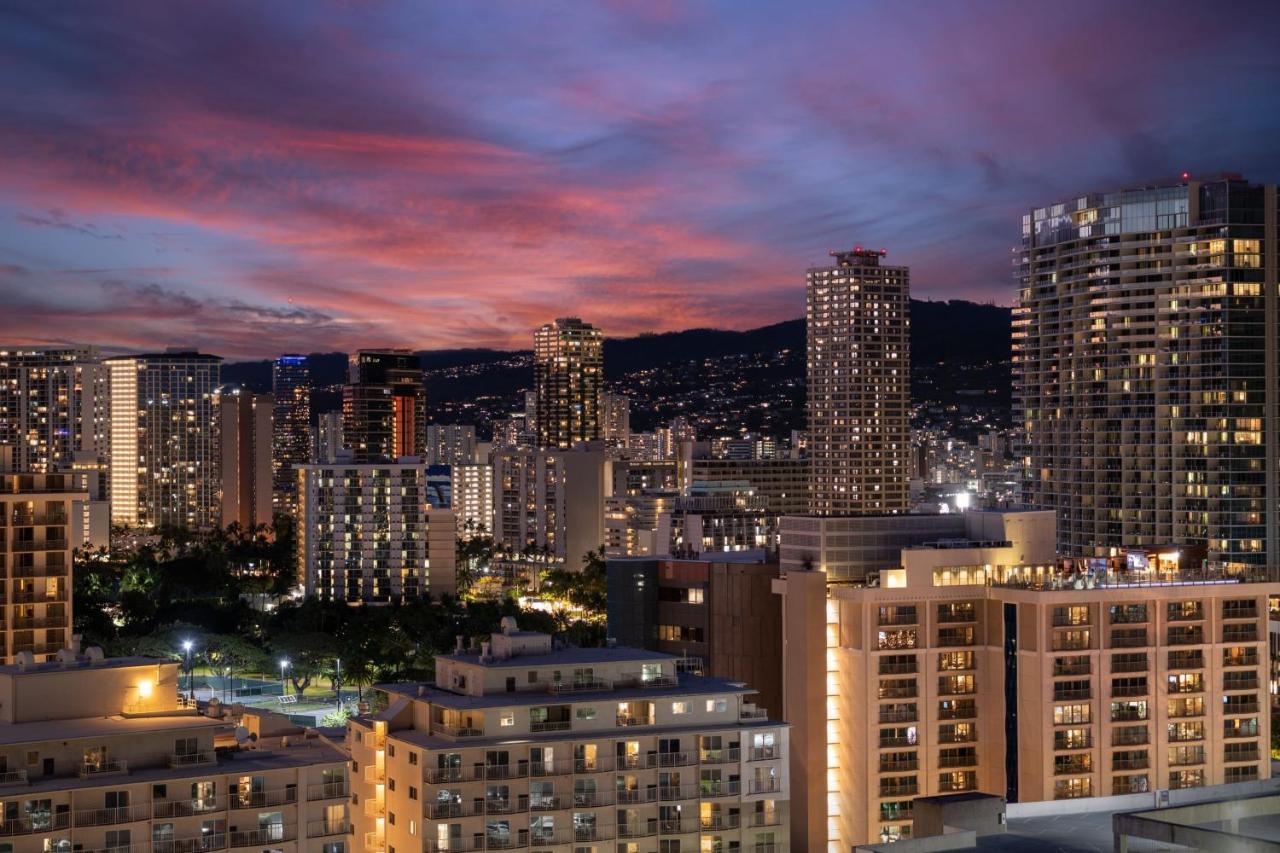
[2, 0, 1279, 359]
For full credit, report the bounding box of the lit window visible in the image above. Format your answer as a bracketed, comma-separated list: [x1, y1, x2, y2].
[672, 701, 690, 715]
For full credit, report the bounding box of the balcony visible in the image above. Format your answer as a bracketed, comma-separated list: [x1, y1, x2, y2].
[73, 804, 151, 827]
[1053, 688, 1091, 701]
[879, 758, 919, 773]
[1225, 746, 1261, 763]
[617, 820, 657, 838]
[1054, 760, 1092, 776]
[0, 812, 70, 837]
[153, 798, 225, 819]
[700, 814, 742, 831]
[750, 746, 782, 762]
[308, 780, 347, 799]
[1223, 700, 1260, 716]
[616, 715, 651, 727]
[878, 707, 918, 724]
[78, 759, 128, 778]
[546, 679, 610, 694]
[655, 749, 699, 767]
[529, 719, 571, 734]
[879, 658, 918, 675]
[1112, 729, 1149, 747]
[0, 770, 28, 787]
[1223, 625, 1258, 643]
[699, 748, 741, 764]
[1166, 628, 1204, 646]
[306, 819, 349, 839]
[1053, 660, 1091, 677]
[573, 791, 616, 807]
[434, 723, 484, 738]
[1224, 651, 1260, 667]
[615, 788, 658, 805]
[878, 781, 919, 798]
[700, 781, 741, 798]
[230, 788, 297, 809]
[939, 754, 978, 769]
[750, 778, 782, 794]
[228, 826, 296, 848]
[168, 751, 216, 769]
[658, 784, 699, 802]
[1112, 683, 1149, 698]
[1112, 757, 1149, 771]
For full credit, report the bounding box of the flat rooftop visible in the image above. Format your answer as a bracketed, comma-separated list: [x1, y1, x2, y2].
[437, 645, 676, 669]
[380, 673, 757, 714]
[0, 656, 169, 676]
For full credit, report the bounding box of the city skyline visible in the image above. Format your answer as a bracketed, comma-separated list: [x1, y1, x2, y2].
[3, 1, 1279, 358]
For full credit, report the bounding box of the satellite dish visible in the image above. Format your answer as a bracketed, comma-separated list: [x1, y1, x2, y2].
[234, 726, 251, 744]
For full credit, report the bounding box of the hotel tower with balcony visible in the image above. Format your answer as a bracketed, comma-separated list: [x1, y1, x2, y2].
[774, 509, 1279, 849]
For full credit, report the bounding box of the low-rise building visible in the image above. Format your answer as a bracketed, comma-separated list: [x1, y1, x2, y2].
[0, 648, 349, 853]
[349, 620, 789, 853]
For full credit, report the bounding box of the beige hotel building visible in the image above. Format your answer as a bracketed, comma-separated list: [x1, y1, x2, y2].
[349, 620, 788, 853]
[0, 648, 348, 853]
[775, 509, 1277, 849]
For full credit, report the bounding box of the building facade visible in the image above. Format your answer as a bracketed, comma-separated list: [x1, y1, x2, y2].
[426, 425, 477, 468]
[806, 248, 911, 515]
[1014, 175, 1278, 567]
[0, 346, 109, 474]
[491, 446, 609, 571]
[349, 621, 788, 853]
[775, 510, 1277, 849]
[218, 389, 274, 530]
[105, 351, 222, 530]
[778, 513, 969, 582]
[533, 318, 603, 450]
[607, 554, 784, 720]
[688, 458, 809, 518]
[0, 651, 349, 853]
[601, 393, 631, 451]
[343, 350, 426, 463]
[452, 462, 493, 540]
[272, 355, 312, 512]
[315, 412, 344, 464]
[0, 472, 87, 664]
[296, 462, 457, 602]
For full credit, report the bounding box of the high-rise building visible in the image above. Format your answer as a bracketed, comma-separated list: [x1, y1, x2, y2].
[601, 391, 631, 450]
[806, 248, 911, 515]
[452, 461, 493, 539]
[0, 650, 349, 849]
[315, 411, 344, 463]
[1, 471, 88, 663]
[491, 445, 610, 570]
[426, 423, 477, 468]
[105, 351, 221, 529]
[343, 349, 425, 463]
[0, 346, 108, 473]
[349, 620, 789, 853]
[774, 509, 1276, 848]
[272, 354, 311, 510]
[296, 462, 457, 602]
[688, 457, 809, 517]
[218, 388, 274, 530]
[533, 318, 603, 449]
[1015, 175, 1278, 567]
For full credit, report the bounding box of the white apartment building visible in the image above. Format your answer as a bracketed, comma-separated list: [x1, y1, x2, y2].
[297, 463, 457, 602]
[349, 620, 789, 853]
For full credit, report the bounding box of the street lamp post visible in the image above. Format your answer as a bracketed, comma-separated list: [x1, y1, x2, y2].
[280, 658, 290, 697]
[181, 640, 194, 702]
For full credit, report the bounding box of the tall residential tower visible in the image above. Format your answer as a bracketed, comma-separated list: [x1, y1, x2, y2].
[105, 351, 221, 529]
[0, 346, 108, 473]
[533, 317, 603, 449]
[342, 349, 426, 463]
[806, 248, 911, 515]
[272, 353, 311, 511]
[1014, 175, 1278, 567]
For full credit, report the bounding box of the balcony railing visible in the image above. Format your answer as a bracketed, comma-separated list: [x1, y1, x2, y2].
[78, 759, 128, 778]
[699, 748, 741, 764]
[434, 724, 484, 738]
[749, 778, 781, 794]
[230, 788, 297, 809]
[657, 784, 700, 802]
[73, 804, 151, 827]
[306, 820, 348, 839]
[0, 812, 71, 837]
[168, 751, 216, 769]
[228, 825, 296, 848]
[308, 781, 347, 799]
[153, 798, 225, 819]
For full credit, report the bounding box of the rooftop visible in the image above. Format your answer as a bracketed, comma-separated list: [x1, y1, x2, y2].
[379, 672, 753, 713]
[0, 655, 168, 676]
[437, 645, 675, 669]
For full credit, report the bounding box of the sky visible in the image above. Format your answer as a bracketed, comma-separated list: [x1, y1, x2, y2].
[2, 0, 1279, 359]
